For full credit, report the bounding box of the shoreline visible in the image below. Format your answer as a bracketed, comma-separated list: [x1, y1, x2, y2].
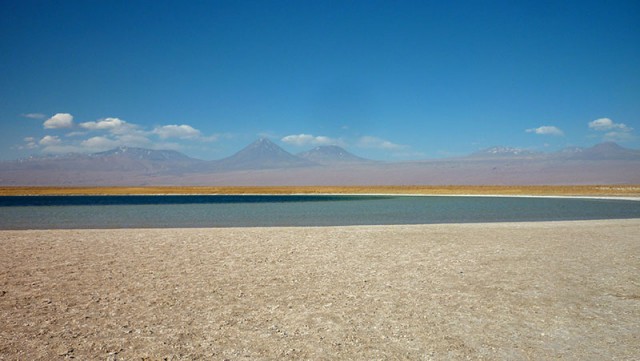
[2, 217, 639, 231]
[3, 190, 640, 202]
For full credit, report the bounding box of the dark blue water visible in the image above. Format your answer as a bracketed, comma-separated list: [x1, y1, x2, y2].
[1, 195, 639, 229]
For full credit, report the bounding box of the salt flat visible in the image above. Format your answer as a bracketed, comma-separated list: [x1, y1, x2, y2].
[1, 220, 639, 360]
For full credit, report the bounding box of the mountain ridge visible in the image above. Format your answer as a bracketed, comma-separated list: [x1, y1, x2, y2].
[470, 146, 541, 158]
[296, 145, 372, 164]
[1, 140, 639, 186]
[93, 146, 199, 162]
[205, 138, 316, 171]
[467, 142, 640, 160]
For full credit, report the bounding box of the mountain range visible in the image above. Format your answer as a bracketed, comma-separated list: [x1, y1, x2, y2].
[469, 142, 640, 160]
[1, 138, 639, 186]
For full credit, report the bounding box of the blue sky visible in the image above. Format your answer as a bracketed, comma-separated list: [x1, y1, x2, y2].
[1, 0, 639, 161]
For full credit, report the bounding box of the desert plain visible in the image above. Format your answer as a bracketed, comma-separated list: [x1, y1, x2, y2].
[1, 217, 639, 360]
[2, 184, 640, 196]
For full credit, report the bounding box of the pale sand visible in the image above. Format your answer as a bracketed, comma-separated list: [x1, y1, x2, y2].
[1, 220, 639, 360]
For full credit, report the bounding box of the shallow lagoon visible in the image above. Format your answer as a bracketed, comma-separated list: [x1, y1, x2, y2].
[1, 195, 640, 229]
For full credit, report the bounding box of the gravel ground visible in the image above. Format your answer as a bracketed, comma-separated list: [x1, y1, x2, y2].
[1, 220, 639, 360]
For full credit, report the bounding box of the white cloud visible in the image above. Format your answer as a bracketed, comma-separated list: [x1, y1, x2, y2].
[588, 118, 632, 132]
[153, 124, 202, 139]
[44, 113, 74, 129]
[357, 136, 407, 150]
[80, 136, 120, 151]
[80, 117, 137, 135]
[526, 125, 564, 136]
[588, 118, 634, 142]
[22, 112, 220, 156]
[39, 135, 61, 146]
[79, 134, 151, 151]
[281, 134, 341, 146]
[22, 113, 46, 119]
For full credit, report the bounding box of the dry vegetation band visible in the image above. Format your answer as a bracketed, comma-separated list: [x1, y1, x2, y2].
[1, 185, 640, 196]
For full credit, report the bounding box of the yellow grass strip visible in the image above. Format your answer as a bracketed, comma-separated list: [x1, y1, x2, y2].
[1, 185, 640, 196]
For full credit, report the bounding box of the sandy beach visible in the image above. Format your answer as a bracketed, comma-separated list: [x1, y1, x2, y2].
[1, 220, 639, 360]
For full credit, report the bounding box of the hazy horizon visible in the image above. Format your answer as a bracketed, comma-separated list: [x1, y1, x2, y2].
[2, 137, 639, 163]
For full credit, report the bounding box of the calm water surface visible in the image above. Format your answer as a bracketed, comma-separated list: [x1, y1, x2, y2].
[1, 195, 639, 229]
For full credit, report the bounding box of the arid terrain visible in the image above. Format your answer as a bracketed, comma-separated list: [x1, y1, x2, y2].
[2, 184, 640, 196]
[1, 220, 639, 359]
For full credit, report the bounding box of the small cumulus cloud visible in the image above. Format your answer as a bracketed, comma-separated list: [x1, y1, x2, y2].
[21, 111, 221, 156]
[79, 117, 151, 149]
[43, 113, 74, 129]
[357, 136, 407, 150]
[588, 118, 632, 132]
[39, 135, 62, 146]
[78, 134, 156, 152]
[281, 134, 341, 146]
[28, 136, 82, 154]
[22, 113, 46, 119]
[153, 124, 202, 139]
[588, 118, 634, 142]
[80, 117, 138, 135]
[526, 125, 564, 136]
[81, 136, 120, 151]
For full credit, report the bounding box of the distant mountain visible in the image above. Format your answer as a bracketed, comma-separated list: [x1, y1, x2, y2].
[557, 146, 585, 155]
[208, 138, 315, 170]
[297, 145, 371, 164]
[467, 142, 640, 161]
[469, 146, 541, 158]
[560, 142, 640, 160]
[3, 146, 201, 172]
[2, 141, 639, 186]
[93, 146, 197, 162]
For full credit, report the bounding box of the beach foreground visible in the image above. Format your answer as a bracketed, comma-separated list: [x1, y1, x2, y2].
[1, 220, 639, 360]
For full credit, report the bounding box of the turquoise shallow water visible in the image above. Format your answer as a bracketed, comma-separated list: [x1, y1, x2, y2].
[1, 195, 639, 229]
